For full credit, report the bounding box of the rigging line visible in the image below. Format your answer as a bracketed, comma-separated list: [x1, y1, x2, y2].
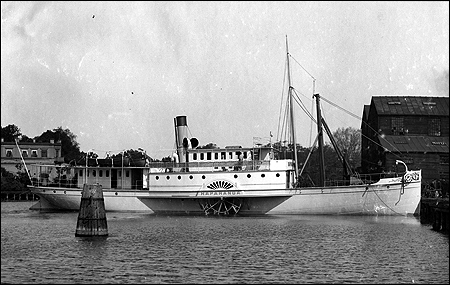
[370, 188, 403, 216]
[287, 52, 404, 160]
[187, 125, 193, 138]
[289, 53, 316, 80]
[320, 96, 362, 120]
[292, 94, 314, 122]
[299, 135, 319, 177]
[309, 79, 316, 147]
[285, 97, 292, 144]
[281, 99, 289, 144]
[309, 97, 406, 163]
[292, 90, 316, 123]
[292, 86, 314, 102]
[277, 93, 288, 145]
[277, 57, 288, 142]
[319, 95, 405, 156]
[281, 86, 292, 145]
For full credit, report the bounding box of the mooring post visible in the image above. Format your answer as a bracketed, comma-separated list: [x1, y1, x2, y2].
[432, 208, 441, 231]
[75, 183, 108, 237]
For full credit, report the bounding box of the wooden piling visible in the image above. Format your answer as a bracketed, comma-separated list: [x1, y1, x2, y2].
[75, 184, 108, 237]
[420, 197, 449, 234]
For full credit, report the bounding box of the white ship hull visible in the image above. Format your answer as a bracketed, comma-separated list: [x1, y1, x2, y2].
[28, 169, 421, 216]
[137, 171, 422, 216]
[28, 186, 152, 212]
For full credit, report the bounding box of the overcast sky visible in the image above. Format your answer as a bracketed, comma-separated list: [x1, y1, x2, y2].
[1, 1, 449, 158]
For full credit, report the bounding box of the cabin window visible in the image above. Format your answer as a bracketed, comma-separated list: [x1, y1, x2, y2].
[200, 153, 204, 160]
[243, 152, 247, 159]
[428, 118, 441, 136]
[6, 149, 13, 157]
[55, 149, 60, 157]
[93, 170, 96, 177]
[193, 153, 197, 160]
[106, 170, 109, 177]
[214, 153, 218, 160]
[118, 171, 121, 177]
[229, 152, 233, 159]
[221, 152, 226, 160]
[99, 170, 103, 177]
[31, 150, 38, 157]
[22, 150, 28, 157]
[126, 170, 129, 177]
[207, 152, 212, 160]
[391, 117, 404, 135]
[41, 149, 47, 157]
[79, 170, 83, 177]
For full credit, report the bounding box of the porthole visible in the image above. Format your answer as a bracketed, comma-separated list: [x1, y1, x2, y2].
[115, 192, 118, 195]
[276, 173, 280, 177]
[234, 174, 238, 179]
[365, 186, 369, 190]
[64, 191, 66, 194]
[247, 174, 251, 178]
[178, 175, 182, 180]
[189, 175, 193, 179]
[261, 174, 265, 178]
[202, 175, 206, 179]
[166, 176, 170, 180]
[53, 190, 56, 193]
[387, 185, 390, 189]
[156, 176, 159, 180]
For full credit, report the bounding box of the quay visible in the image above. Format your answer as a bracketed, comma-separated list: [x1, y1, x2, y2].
[1, 190, 38, 201]
[420, 197, 449, 235]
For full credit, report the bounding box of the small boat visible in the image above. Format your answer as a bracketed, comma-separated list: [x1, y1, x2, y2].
[27, 37, 421, 215]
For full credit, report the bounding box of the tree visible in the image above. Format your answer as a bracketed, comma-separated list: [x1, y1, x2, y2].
[19, 135, 34, 142]
[1, 124, 22, 142]
[332, 127, 361, 170]
[272, 140, 346, 186]
[1, 167, 29, 191]
[35, 127, 82, 163]
[197, 142, 219, 149]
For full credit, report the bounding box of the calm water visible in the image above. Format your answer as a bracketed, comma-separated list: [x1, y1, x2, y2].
[1, 202, 448, 284]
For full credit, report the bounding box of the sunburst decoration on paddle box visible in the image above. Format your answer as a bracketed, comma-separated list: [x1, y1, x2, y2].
[206, 180, 235, 190]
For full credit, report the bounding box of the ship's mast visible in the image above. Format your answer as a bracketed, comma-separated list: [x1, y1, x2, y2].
[314, 93, 325, 187]
[286, 36, 299, 181]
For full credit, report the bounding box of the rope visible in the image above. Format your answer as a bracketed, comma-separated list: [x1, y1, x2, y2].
[370, 187, 403, 216]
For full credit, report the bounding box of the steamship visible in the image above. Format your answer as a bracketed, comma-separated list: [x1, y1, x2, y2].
[27, 38, 422, 215]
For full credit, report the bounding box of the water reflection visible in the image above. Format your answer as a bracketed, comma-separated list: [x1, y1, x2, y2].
[1, 202, 448, 284]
